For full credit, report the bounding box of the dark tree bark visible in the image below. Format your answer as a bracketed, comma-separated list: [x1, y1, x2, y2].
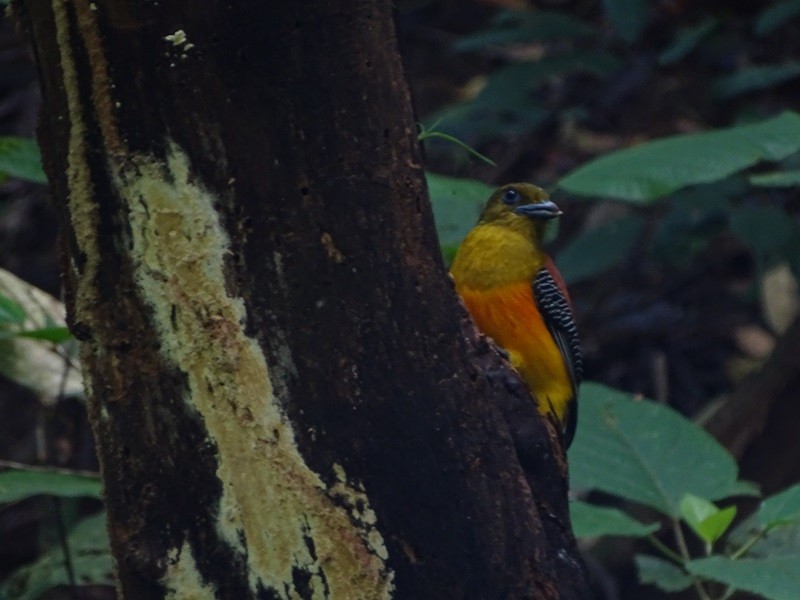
[17, 1, 591, 598]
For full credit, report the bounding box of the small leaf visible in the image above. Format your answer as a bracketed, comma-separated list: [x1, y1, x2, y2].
[0, 468, 102, 504]
[426, 173, 493, 250]
[570, 500, 659, 538]
[0, 137, 47, 184]
[687, 555, 800, 600]
[680, 494, 719, 526]
[659, 17, 718, 66]
[712, 63, 800, 99]
[759, 483, 800, 529]
[755, 0, 800, 36]
[636, 555, 693, 592]
[0, 294, 27, 325]
[749, 169, 800, 187]
[603, 0, 650, 43]
[569, 383, 757, 517]
[556, 214, 645, 284]
[558, 112, 800, 202]
[12, 326, 73, 344]
[680, 493, 737, 543]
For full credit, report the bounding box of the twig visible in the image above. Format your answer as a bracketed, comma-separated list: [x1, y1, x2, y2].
[52, 497, 79, 599]
[704, 315, 800, 457]
[672, 519, 712, 600]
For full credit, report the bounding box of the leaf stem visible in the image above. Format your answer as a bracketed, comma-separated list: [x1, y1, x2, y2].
[417, 131, 497, 166]
[646, 534, 684, 564]
[672, 519, 713, 600]
[52, 497, 78, 599]
[729, 527, 767, 560]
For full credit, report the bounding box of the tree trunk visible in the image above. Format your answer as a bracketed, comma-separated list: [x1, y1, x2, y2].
[17, 1, 591, 598]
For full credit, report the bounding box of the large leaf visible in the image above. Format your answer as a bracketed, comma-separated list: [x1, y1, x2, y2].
[426, 173, 493, 256]
[0, 513, 113, 600]
[727, 489, 800, 559]
[635, 555, 693, 593]
[569, 383, 758, 517]
[556, 214, 644, 284]
[570, 500, 659, 538]
[687, 555, 800, 600]
[712, 63, 800, 99]
[759, 483, 800, 528]
[0, 137, 46, 184]
[558, 112, 800, 202]
[0, 469, 102, 504]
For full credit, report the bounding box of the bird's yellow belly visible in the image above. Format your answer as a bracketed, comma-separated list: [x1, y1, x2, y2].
[457, 282, 573, 423]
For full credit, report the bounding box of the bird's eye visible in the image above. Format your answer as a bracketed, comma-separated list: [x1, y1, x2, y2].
[503, 189, 520, 205]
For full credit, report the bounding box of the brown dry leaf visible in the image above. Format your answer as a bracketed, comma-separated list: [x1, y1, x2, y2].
[734, 324, 775, 360]
[761, 262, 800, 334]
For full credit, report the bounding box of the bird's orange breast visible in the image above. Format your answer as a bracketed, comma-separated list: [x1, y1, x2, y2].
[456, 281, 573, 423]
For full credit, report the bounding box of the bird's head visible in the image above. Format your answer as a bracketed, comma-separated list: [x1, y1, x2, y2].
[479, 183, 561, 241]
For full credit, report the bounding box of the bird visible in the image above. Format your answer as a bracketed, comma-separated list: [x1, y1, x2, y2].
[450, 183, 582, 447]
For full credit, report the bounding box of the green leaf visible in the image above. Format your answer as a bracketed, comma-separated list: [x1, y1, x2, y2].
[680, 494, 720, 527]
[426, 173, 493, 251]
[570, 500, 659, 538]
[569, 383, 757, 517]
[555, 214, 645, 284]
[659, 17, 718, 66]
[687, 555, 800, 600]
[755, 0, 800, 36]
[0, 294, 27, 325]
[679, 493, 737, 543]
[730, 205, 796, 259]
[0, 469, 102, 504]
[635, 555, 693, 592]
[712, 63, 800, 99]
[0, 513, 112, 600]
[603, 0, 650, 43]
[10, 326, 73, 344]
[0, 137, 47, 184]
[749, 169, 800, 187]
[759, 484, 800, 529]
[558, 112, 800, 202]
[454, 10, 596, 51]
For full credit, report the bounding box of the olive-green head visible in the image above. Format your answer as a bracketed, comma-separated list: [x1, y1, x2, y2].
[479, 183, 561, 238]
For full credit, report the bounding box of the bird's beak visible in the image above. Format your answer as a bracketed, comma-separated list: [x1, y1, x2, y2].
[513, 200, 562, 219]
